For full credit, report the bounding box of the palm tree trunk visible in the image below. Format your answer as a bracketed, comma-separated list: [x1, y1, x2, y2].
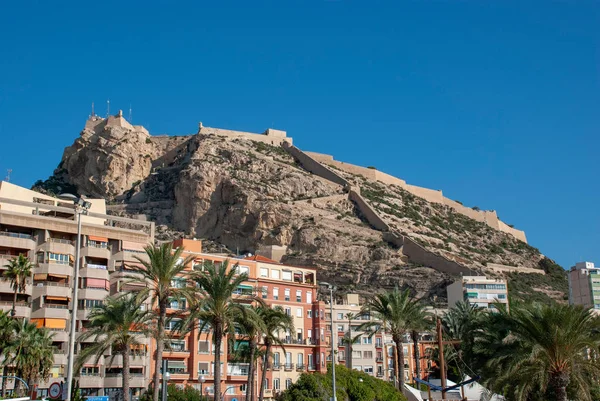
[348, 343, 353, 370]
[11, 288, 17, 316]
[393, 334, 404, 391]
[2, 365, 8, 397]
[551, 371, 569, 401]
[412, 330, 420, 380]
[152, 302, 167, 401]
[258, 343, 271, 401]
[246, 337, 257, 401]
[122, 346, 131, 401]
[213, 325, 223, 401]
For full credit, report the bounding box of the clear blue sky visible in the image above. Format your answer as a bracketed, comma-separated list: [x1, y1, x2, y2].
[0, 1, 598, 269]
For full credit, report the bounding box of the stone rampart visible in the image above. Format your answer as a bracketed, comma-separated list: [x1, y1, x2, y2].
[303, 152, 527, 243]
[282, 144, 349, 187]
[348, 190, 390, 232]
[487, 263, 543, 275]
[198, 125, 292, 146]
[403, 237, 473, 275]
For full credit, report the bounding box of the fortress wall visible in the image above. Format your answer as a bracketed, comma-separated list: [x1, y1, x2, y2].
[404, 184, 444, 204]
[403, 237, 473, 275]
[199, 126, 293, 146]
[497, 220, 527, 243]
[374, 170, 407, 187]
[348, 190, 391, 232]
[483, 211, 500, 230]
[282, 144, 349, 187]
[487, 262, 542, 275]
[442, 198, 487, 223]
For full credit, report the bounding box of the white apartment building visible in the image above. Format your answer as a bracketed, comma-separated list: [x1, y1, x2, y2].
[447, 276, 509, 311]
[568, 261, 600, 311]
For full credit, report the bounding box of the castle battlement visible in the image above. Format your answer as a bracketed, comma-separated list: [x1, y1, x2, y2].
[84, 110, 149, 137]
[197, 122, 292, 146]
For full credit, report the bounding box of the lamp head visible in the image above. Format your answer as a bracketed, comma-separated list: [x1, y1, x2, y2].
[199, 375, 206, 383]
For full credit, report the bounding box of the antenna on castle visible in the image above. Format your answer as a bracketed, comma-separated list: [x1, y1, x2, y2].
[106, 99, 110, 117]
[129, 104, 132, 122]
[91, 102, 95, 117]
[5, 169, 12, 182]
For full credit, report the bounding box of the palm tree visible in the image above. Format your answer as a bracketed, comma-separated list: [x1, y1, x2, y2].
[187, 260, 256, 401]
[442, 300, 484, 375]
[126, 243, 195, 401]
[257, 306, 294, 401]
[3, 255, 33, 317]
[6, 319, 53, 396]
[407, 306, 432, 381]
[238, 306, 269, 401]
[341, 313, 362, 370]
[475, 302, 600, 401]
[76, 294, 153, 401]
[360, 287, 428, 391]
[0, 310, 17, 397]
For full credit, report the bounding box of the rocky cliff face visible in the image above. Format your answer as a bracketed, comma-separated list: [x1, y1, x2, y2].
[34, 118, 567, 305]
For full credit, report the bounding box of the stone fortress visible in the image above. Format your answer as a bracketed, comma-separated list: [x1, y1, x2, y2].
[83, 112, 526, 243]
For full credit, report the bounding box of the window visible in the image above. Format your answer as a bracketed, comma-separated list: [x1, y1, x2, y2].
[326, 325, 332, 331]
[273, 288, 279, 300]
[227, 363, 249, 376]
[376, 338, 382, 347]
[306, 291, 312, 304]
[80, 367, 99, 376]
[285, 352, 292, 368]
[271, 270, 280, 279]
[262, 286, 268, 299]
[337, 313, 344, 320]
[260, 268, 268, 277]
[273, 352, 280, 367]
[307, 329, 312, 340]
[284, 289, 290, 301]
[273, 378, 280, 390]
[355, 365, 363, 371]
[307, 310, 312, 318]
[296, 290, 302, 302]
[170, 279, 186, 288]
[337, 324, 345, 332]
[198, 362, 209, 375]
[308, 354, 314, 368]
[165, 319, 183, 331]
[297, 353, 304, 366]
[362, 336, 372, 344]
[240, 384, 247, 393]
[364, 366, 374, 374]
[167, 339, 186, 352]
[198, 341, 210, 354]
[282, 270, 292, 281]
[48, 252, 69, 265]
[497, 294, 506, 299]
[363, 351, 373, 359]
[285, 379, 292, 389]
[285, 307, 291, 316]
[296, 308, 302, 317]
[236, 265, 249, 275]
[352, 350, 362, 359]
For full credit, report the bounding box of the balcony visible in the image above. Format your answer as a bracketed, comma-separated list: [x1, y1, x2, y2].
[37, 262, 73, 277]
[80, 265, 109, 280]
[284, 363, 294, 371]
[307, 364, 316, 371]
[34, 282, 71, 298]
[53, 351, 68, 365]
[376, 357, 383, 362]
[80, 246, 110, 260]
[38, 239, 75, 255]
[296, 364, 305, 372]
[0, 278, 32, 295]
[263, 389, 273, 398]
[105, 354, 148, 367]
[271, 364, 280, 371]
[103, 373, 148, 389]
[0, 301, 30, 318]
[48, 328, 69, 342]
[164, 349, 190, 358]
[79, 287, 108, 300]
[0, 231, 36, 250]
[78, 375, 104, 388]
[167, 372, 190, 381]
[32, 304, 70, 319]
[113, 250, 149, 263]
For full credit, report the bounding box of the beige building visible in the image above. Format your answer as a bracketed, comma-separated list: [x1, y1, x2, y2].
[447, 276, 509, 311]
[568, 261, 600, 311]
[0, 181, 154, 398]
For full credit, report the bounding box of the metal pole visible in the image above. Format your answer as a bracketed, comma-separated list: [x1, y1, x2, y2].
[437, 318, 446, 400]
[329, 286, 337, 401]
[65, 209, 82, 401]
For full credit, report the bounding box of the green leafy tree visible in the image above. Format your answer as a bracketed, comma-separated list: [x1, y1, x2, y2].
[0, 310, 17, 396]
[186, 260, 256, 401]
[474, 303, 600, 401]
[3, 255, 33, 317]
[360, 288, 428, 390]
[257, 306, 294, 401]
[126, 243, 195, 401]
[76, 294, 153, 401]
[5, 319, 53, 395]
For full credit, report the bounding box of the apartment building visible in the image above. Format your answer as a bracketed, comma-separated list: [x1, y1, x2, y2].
[568, 261, 600, 311]
[447, 276, 509, 311]
[329, 293, 436, 384]
[153, 241, 327, 401]
[0, 181, 154, 399]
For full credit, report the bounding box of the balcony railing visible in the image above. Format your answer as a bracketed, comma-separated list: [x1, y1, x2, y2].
[36, 281, 69, 287]
[48, 238, 74, 245]
[85, 263, 108, 270]
[307, 364, 316, 371]
[281, 338, 309, 345]
[296, 364, 305, 372]
[0, 232, 33, 240]
[44, 304, 69, 309]
[271, 364, 280, 371]
[284, 363, 294, 371]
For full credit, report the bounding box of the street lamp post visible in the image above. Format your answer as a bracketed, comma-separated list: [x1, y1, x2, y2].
[320, 282, 337, 401]
[61, 194, 91, 401]
[198, 376, 205, 396]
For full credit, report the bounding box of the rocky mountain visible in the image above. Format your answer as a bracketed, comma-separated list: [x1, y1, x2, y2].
[34, 115, 567, 306]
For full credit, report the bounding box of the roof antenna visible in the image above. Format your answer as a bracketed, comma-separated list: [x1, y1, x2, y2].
[129, 104, 132, 122]
[107, 99, 110, 117]
[91, 102, 95, 117]
[5, 169, 12, 182]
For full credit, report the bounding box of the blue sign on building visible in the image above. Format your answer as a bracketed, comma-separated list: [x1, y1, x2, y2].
[86, 396, 109, 401]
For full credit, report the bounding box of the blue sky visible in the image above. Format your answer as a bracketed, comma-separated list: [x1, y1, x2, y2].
[0, 1, 598, 268]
